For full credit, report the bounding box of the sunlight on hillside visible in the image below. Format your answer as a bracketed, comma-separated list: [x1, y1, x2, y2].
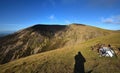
[0, 33, 120, 73]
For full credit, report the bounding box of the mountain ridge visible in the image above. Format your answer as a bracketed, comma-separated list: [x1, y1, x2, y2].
[0, 23, 117, 64]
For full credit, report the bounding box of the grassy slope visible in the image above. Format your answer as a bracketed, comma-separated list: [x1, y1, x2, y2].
[0, 33, 120, 73]
[1, 24, 116, 64]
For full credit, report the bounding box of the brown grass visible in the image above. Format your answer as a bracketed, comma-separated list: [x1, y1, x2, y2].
[0, 32, 120, 73]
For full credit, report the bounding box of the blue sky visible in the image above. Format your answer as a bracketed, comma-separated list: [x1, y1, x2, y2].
[0, 0, 120, 31]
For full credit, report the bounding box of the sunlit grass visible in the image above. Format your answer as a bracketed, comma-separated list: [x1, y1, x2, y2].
[0, 33, 120, 73]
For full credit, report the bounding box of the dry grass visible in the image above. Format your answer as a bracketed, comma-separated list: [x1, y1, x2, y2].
[0, 33, 120, 73]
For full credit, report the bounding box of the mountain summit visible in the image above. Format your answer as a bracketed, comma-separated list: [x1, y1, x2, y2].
[0, 24, 115, 64]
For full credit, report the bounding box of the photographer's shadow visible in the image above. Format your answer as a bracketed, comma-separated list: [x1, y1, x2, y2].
[74, 51, 86, 73]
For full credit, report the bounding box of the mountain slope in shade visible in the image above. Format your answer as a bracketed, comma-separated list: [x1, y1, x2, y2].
[0, 33, 120, 73]
[0, 24, 117, 64]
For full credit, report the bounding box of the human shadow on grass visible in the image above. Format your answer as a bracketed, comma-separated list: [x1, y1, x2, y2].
[74, 51, 86, 73]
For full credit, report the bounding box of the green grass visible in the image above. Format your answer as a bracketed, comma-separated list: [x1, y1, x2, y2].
[0, 33, 120, 73]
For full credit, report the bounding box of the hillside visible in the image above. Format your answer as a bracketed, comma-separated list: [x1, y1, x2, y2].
[0, 24, 116, 64]
[0, 33, 120, 73]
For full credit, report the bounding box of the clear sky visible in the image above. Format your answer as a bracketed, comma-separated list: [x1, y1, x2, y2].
[0, 0, 120, 31]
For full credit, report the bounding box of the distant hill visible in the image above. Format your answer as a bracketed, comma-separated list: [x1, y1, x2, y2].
[0, 31, 15, 38]
[0, 32, 120, 73]
[0, 34, 7, 38]
[0, 24, 118, 64]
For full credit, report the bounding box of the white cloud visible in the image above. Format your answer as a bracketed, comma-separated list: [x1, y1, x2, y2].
[101, 15, 120, 24]
[101, 18, 113, 24]
[65, 20, 71, 24]
[65, 17, 80, 24]
[49, 14, 55, 20]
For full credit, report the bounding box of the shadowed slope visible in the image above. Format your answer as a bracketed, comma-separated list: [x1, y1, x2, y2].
[0, 24, 117, 64]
